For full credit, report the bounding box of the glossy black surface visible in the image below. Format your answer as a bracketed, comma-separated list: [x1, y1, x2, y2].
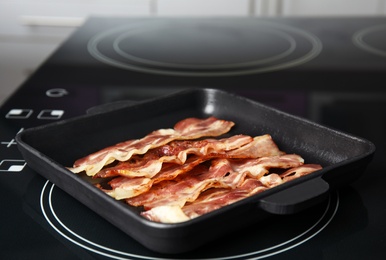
[16, 88, 374, 253]
[1, 17, 386, 259]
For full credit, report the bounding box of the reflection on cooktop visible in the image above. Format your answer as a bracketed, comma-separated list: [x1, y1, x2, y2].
[35, 180, 339, 259]
[22, 172, 368, 260]
[353, 24, 386, 58]
[87, 19, 322, 76]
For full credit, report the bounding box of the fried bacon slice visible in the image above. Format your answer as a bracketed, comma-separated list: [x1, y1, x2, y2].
[143, 178, 267, 223]
[142, 164, 322, 223]
[94, 134, 282, 179]
[126, 154, 306, 209]
[181, 164, 322, 220]
[228, 154, 304, 179]
[100, 137, 288, 200]
[126, 159, 234, 209]
[68, 116, 323, 223]
[68, 117, 235, 176]
[280, 164, 323, 182]
[101, 177, 153, 200]
[225, 134, 285, 158]
[94, 134, 253, 179]
[99, 156, 207, 200]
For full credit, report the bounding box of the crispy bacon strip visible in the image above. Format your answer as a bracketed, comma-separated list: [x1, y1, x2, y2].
[94, 134, 285, 200]
[95, 134, 282, 179]
[280, 164, 323, 182]
[100, 177, 153, 200]
[100, 156, 207, 200]
[225, 134, 284, 158]
[94, 134, 253, 179]
[142, 178, 267, 223]
[126, 160, 233, 209]
[229, 154, 304, 179]
[183, 164, 323, 220]
[142, 164, 322, 222]
[67, 115, 323, 223]
[126, 154, 306, 209]
[182, 178, 268, 219]
[68, 117, 235, 176]
[104, 153, 303, 200]
[141, 205, 191, 223]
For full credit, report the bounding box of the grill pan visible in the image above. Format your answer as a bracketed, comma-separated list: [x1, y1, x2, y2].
[16, 88, 375, 253]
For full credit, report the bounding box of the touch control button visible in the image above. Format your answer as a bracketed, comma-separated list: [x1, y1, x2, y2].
[37, 110, 64, 120]
[1, 128, 24, 148]
[0, 159, 26, 172]
[5, 109, 33, 119]
[46, 88, 68, 98]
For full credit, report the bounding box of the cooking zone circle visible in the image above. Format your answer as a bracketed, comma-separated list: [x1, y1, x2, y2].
[352, 24, 386, 58]
[87, 20, 322, 76]
[40, 181, 338, 260]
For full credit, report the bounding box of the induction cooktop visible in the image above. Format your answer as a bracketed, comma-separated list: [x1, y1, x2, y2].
[1, 16, 385, 259]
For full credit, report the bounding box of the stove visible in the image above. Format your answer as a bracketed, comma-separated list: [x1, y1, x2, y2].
[1, 17, 385, 259]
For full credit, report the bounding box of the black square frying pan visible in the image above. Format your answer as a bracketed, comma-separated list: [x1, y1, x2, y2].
[16, 88, 375, 253]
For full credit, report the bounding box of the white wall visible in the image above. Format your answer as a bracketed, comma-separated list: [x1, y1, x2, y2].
[280, 0, 386, 16]
[1, 0, 385, 104]
[0, 0, 152, 104]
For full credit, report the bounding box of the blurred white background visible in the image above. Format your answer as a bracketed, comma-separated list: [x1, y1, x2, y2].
[1, 0, 385, 104]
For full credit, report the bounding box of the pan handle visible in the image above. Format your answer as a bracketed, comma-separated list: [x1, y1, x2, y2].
[258, 177, 330, 215]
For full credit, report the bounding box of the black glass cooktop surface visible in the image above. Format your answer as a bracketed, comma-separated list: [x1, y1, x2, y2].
[1, 17, 385, 259]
